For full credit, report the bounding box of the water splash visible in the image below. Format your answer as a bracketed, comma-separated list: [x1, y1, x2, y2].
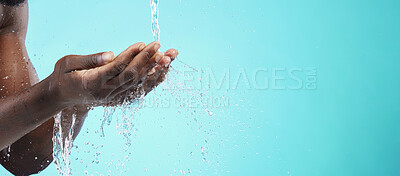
[101, 91, 145, 148]
[100, 0, 160, 147]
[60, 0, 225, 173]
[151, 0, 160, 41]
[100, 106, 116, 137]
[117, 93, 145, 149]
[53, 112, 77, 175]
[96, 92, 146, 174]
[1, 145, 11, 161]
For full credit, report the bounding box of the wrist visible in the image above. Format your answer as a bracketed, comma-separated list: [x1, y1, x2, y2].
[42, 75, 70, 110]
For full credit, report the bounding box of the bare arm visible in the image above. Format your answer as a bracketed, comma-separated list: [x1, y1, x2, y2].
[0, 3, 92, 174]
[0, 1, 177, 175]
[0, 76, 65, 150]
[0, 2, 52, 151]
[0, 40, 164, 151]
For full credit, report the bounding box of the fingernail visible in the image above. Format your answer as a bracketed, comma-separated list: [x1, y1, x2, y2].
[101, 52, 114, 63]
[163, 56, 171, 67]
[147, 67, 156, 76]
[139, 43, 146, 51]
[155, 55, 162, 63]
[165, 49, 176, 55]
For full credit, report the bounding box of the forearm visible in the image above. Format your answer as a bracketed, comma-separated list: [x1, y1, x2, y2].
[0, 76, 67, 150]
[0, 99, 90, 175]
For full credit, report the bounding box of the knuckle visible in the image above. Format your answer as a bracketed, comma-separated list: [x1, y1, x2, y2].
[104, 69, 116, 78]
[124, 68, 138, 80]
[143, 51, 151, 59]
[55, 56, 70, 70]
[114, 61, 129, 73]
[128, 43, 140, 51]
[116, 64, 127, 73]
[85, 55, 99, 68]
[57, 56, 68, 66]
[56, 55, 80, 71]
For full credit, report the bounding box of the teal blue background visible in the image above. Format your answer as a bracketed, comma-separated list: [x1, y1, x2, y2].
[1, 0, 400, 175]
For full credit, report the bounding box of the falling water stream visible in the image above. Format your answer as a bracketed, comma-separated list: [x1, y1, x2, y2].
[52, 112, 77, 175]
[100, 0, 160, 144]
[151, 0, 160, 41]
[52, 1, 160, 174]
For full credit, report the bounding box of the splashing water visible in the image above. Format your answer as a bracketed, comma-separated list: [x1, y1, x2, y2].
[50, 0, 226, 174]
[53, 112, 77, 175]
[101, 91, 146, 147]
[1, 145, 11, 161]
[100, 106, 116, 137]
[98, 0, 160, 151]
[93, 1, 161, 170]
[151, 0, 160, 41]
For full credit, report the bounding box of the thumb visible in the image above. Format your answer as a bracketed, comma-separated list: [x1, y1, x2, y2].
[65, 51, 115, 71]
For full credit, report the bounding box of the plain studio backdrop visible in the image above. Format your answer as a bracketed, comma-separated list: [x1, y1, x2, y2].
[1, 0, 400, 175]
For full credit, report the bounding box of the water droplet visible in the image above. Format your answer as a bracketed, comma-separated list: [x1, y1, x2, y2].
[205, 108, 213, 116]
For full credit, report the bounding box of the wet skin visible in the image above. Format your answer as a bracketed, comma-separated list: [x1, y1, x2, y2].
[0, 2, 178, 175]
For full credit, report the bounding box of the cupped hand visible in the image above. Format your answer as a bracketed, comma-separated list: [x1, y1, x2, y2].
[108, 48, 179, 106]
[49, 41, 162, 107]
